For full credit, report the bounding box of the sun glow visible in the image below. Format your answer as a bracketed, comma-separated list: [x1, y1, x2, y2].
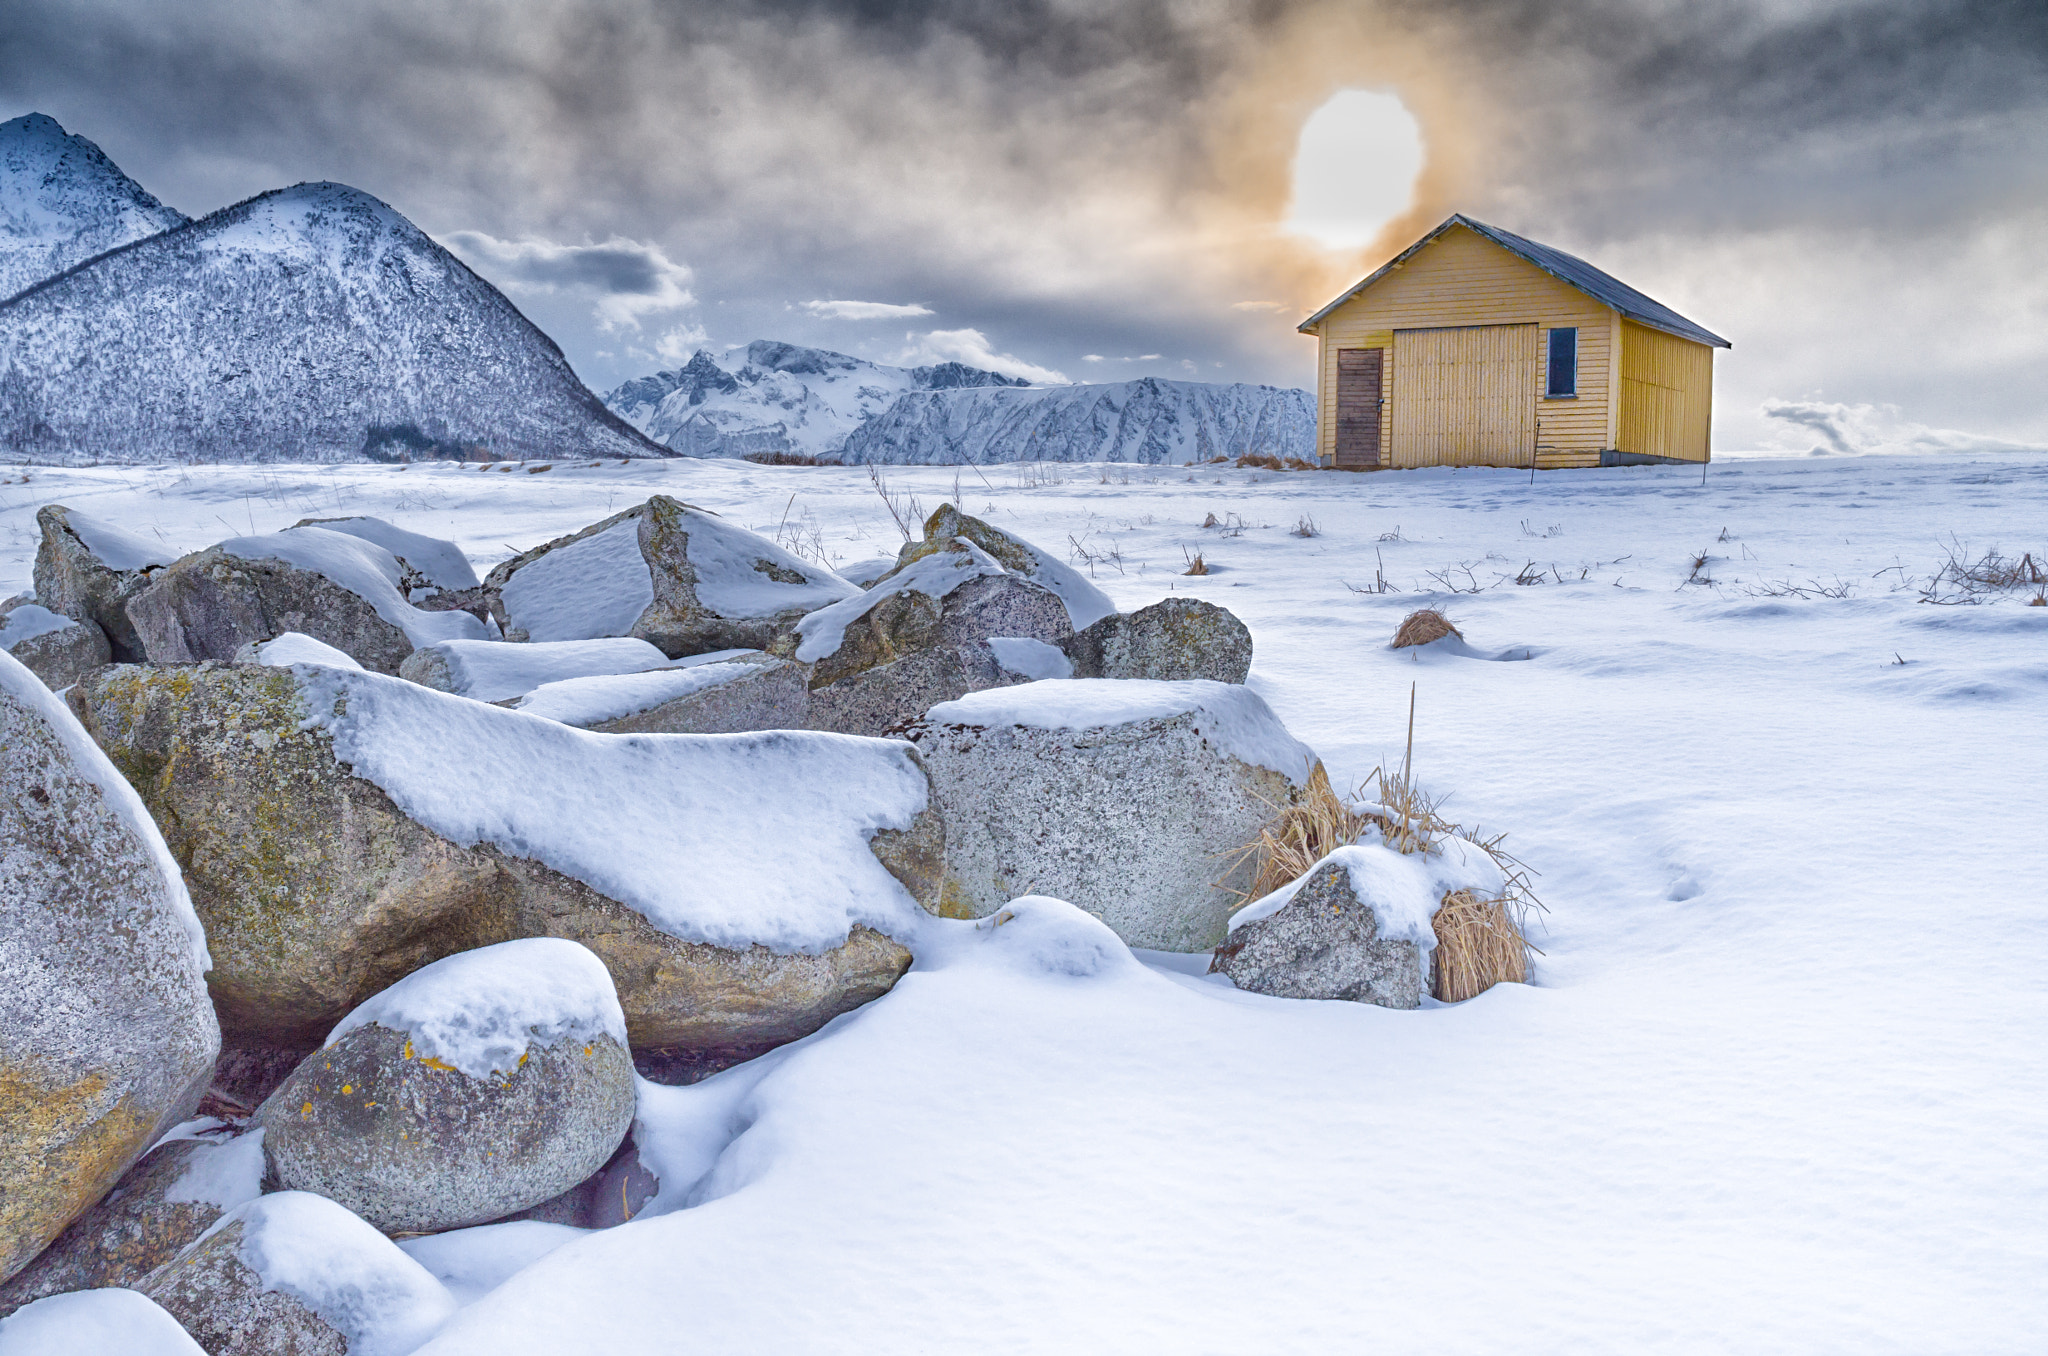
[1284, 89, 1426, 252]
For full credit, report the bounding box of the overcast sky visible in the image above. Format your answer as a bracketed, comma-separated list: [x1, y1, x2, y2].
[3, 0, 2043, 452]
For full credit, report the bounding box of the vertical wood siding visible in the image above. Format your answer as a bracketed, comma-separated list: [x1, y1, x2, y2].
[1309, 225, 1614, 469]
[1391, 325, 1537, 467]
[1617, 320, 1714, 462]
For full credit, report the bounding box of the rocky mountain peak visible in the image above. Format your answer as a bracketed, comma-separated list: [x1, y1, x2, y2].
[0, 112, 189, 299]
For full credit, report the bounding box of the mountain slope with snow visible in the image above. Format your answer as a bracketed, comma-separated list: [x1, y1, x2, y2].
[603, 341, 1027, 460]
[0, 113, 188, 301]
[839, 375, 1315, 464]
[0, 182, 667, 464]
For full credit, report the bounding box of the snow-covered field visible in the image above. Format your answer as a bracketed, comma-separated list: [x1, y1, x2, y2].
[3, 451, 2044, 1353]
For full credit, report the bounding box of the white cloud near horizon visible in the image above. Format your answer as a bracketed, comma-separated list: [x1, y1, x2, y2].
[802, 299, 934, 320]
[443, 230, 696, 330]
[897, 328, 1068, 385]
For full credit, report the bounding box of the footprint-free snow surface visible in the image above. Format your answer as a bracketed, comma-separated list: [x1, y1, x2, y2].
[1, 451, 2042, 1353]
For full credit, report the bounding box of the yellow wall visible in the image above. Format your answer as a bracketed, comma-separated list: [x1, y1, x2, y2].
[1617, 320, 1714, 462]
[1307, 224, 1614, 469]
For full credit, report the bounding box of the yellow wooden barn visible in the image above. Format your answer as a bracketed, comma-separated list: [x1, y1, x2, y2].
[1299, 215, 1730, 470]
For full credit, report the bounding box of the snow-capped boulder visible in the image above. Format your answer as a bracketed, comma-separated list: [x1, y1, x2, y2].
[485, 496, 859, 656]
[0, 1287, 205, 1356]
[518, 652, 810, 734]
[0, 653, 218, 1286]
[0, 600, 109, 690]
[793, 538, 1073, 737]
[255, 940, 635, 1233]
[887, 505, 1115, 631]
[66, 662, 937, 1066]
[902, 679, 1320, 950]
[1061, 597, 1253, 684]
[138, 1191, 457, 1355]
[0, 1127, 264, 1316]
[1213, 842, 1508, 1007]
[233, 632, 364, 671]
[125, 526, 492, 673]
[290, 516, 479, 592]
[399, 636, 673, 703]
[32, 505, 178, 662]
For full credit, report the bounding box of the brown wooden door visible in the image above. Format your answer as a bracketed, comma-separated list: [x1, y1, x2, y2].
[1334, 348, 1383, 467]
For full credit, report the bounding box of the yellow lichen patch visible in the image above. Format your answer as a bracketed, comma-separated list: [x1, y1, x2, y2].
[340, 1085, 352, 1095]
[0, 1063, 158, 1281]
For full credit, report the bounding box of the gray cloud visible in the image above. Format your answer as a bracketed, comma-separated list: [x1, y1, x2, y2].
[0, 0, 2043, 444]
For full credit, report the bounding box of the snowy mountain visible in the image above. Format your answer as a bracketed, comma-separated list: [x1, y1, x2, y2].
[0, 113, 189, 301]
[0, 181, 667, 464]
[838, 376, 1315, 465]
[603, 341, 1028, 460]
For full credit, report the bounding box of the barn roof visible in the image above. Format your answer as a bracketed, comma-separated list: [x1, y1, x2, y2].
[1299, 214, 1732, 349]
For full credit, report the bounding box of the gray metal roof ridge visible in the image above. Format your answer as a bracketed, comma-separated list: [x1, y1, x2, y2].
[1298, 214, 1731, 349]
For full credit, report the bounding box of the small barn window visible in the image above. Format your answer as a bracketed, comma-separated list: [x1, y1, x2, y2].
[1546, 327, 1578, 397]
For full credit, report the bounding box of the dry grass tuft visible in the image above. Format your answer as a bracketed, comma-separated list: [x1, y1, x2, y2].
[1391, 608, 1460, 648]
[1221, 688, 1541, 1002]
[1431, 889, 1529, 1002]
[1182, 547, 1209, 576]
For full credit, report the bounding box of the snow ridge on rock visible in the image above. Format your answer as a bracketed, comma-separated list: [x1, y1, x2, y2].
[0, 113, 188, 302]
[0, 180, 668, 465]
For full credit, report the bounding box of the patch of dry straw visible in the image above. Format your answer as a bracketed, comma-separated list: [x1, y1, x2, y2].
[1220, 708, 1541, 1002]
[1392, 609, 1460, 648]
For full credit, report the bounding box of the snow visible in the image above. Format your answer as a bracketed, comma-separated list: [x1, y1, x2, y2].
[218, 526, 491, 648]
[326, 938, 627, 1080]
[160, 1127, 267, 1212]
[296, 667, 930, 952]
[398, 1223, 590, 1307]
[0, 649, 208, 970]
[986, 635, 1073, 680]
[303, 517, 480, 589]
[0, 604, 74, 650]
[1227, 838, 1508, 973]
[498, 519, 652, 643]
[244, 631, 364, 670]
[58, 507, 182, 570]
[0, 1288, 204, 1356]
[924, 677, 1320, 785]
[835, 556, 898, 587]
[2, 451, 2045, 1352]
[410, 636, 672, 703]
[216, 1191, 458, 1356]
[792, 539, 1006, 662]
[515, 654, 760, 726]
[677, 505, 858, 617]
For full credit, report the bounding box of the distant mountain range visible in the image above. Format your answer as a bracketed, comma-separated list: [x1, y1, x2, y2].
[603, 342, 1028, 460]
[603, 344, 1314, 464]
[0, 111, 1313, 467]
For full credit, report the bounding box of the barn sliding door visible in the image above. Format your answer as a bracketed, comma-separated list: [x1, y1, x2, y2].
[1334, 348, 1383, 468]
[1391, 324, 1538, 468]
